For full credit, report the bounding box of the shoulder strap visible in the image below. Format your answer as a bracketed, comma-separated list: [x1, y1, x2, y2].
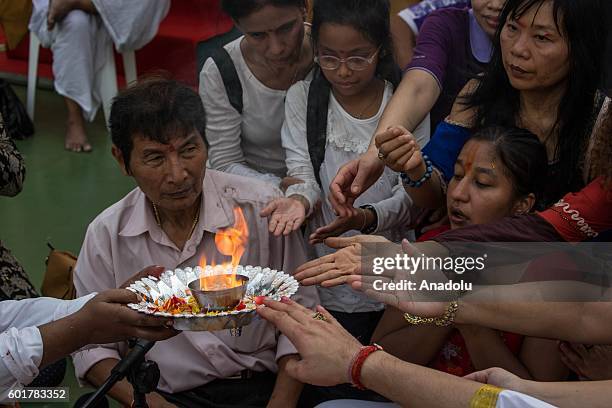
[210, 47, 243, 114]
[306, 70, 330, 186]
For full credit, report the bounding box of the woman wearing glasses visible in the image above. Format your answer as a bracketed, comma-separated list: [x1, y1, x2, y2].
[199, 0, 313, 189]
[263, 0, 420, 346]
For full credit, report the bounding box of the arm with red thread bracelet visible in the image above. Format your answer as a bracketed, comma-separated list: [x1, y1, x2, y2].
[357, 350, 482, 407]
[349, 344, 383, 389]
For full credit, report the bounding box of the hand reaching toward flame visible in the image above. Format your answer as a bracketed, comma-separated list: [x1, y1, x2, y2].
[261, 196, 308, 237]
[308, 207, 374, 245]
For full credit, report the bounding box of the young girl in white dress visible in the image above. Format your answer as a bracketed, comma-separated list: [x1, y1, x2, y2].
[263, 0, 428, 342]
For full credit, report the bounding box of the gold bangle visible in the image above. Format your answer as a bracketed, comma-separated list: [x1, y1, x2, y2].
[403, 300, 459, 327]
[469, 384, 503, 408]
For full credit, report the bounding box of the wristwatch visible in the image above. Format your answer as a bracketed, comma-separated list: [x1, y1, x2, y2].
[359, 204, 378, 234]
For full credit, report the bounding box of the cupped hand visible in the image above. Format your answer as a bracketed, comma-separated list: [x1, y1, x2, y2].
[77, 289, 178, 345]
[261, 197, 307, 237]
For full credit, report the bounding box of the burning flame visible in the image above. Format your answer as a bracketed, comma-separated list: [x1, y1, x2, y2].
[199, 207, 249, 290]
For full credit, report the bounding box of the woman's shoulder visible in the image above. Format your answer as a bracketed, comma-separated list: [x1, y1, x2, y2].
[287, 79, 311, 97]
[420, 7, 470, 33]
[200, 36, 245, 78]
[285, 80, 311, 109]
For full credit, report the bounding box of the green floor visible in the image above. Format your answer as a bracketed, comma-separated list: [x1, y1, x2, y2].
[1, 85, 135, 407]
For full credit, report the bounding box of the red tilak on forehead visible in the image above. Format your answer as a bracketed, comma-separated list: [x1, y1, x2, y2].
[464, 145, 477, 173]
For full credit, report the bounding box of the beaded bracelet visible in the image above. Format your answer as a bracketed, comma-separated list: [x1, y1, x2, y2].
[400, 154, 433, 188]
[348, 343, 384, 390]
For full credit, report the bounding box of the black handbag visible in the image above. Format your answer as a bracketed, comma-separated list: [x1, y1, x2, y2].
[0, 79, 34, 140]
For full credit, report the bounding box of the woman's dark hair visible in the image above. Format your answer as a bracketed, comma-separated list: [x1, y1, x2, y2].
[466, 0, 607, 203]
[470, 126, 548, 209]
[311, 0, 399, 88]
[221, 0, 306, 21]
[109, 76, 207, 172]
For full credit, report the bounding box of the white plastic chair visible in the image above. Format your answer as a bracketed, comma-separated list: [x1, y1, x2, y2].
[26, 33, 137, 122]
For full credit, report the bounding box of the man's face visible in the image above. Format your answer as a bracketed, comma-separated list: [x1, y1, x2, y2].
[114, 132, 207, 212]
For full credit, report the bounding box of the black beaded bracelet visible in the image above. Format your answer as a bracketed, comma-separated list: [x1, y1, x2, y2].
[400, 154, 433, 188]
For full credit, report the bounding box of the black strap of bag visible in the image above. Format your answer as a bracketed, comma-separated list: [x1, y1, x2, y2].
[210, 48, 244, 114]
[306, 68, 330, 186]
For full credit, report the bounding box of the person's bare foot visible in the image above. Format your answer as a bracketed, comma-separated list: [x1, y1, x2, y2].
[48, 0, 95, 30]
[64, 97, 92, 153]
[65, 119, 92, 153]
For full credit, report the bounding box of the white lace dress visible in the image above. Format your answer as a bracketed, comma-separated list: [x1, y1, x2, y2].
[281, 80, 430, 313]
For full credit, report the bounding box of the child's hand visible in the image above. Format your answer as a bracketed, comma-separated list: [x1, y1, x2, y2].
[375, 126, 425, 176]
[308, 208, 367, 244]
[260, 197, 308, 236]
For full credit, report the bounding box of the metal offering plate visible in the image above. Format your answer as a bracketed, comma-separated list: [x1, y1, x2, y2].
[127, 265, 299, 331]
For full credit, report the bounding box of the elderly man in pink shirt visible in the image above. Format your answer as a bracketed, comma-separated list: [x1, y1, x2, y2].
[72, 78, 319, 408]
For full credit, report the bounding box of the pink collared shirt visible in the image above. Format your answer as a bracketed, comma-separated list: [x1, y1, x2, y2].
[72, 170, 318, 393]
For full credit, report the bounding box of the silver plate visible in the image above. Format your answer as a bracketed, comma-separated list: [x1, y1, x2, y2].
[127, 265, 299, 331]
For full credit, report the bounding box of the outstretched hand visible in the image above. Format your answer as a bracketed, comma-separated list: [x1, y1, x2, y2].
[257, 297, 362, 386]
[329, 152, 385, 217]
[309, 207, 365, 245]
[347, 239, 450, 316]
[295, 235, 391, 287]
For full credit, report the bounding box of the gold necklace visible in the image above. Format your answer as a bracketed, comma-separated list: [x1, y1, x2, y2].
[152, 202, 200, 239]
[356, 93, 380, 119]
[337, 80, 382, 119]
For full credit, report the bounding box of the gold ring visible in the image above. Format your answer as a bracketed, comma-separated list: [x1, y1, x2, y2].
[312, 312, 327, 322]
[378, 150, 387, 161]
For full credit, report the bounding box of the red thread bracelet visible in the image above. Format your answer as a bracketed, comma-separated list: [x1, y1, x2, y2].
[349, 343, 383, 390]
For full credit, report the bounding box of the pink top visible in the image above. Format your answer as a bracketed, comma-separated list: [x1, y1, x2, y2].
[72, 170, 319, 393]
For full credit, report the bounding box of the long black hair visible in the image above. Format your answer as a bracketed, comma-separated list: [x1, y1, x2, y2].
[221, 0, 306, 22]
[307, 0, 400, 185]
[467, 0, 606, 204]
[469, 126, 548, 210]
